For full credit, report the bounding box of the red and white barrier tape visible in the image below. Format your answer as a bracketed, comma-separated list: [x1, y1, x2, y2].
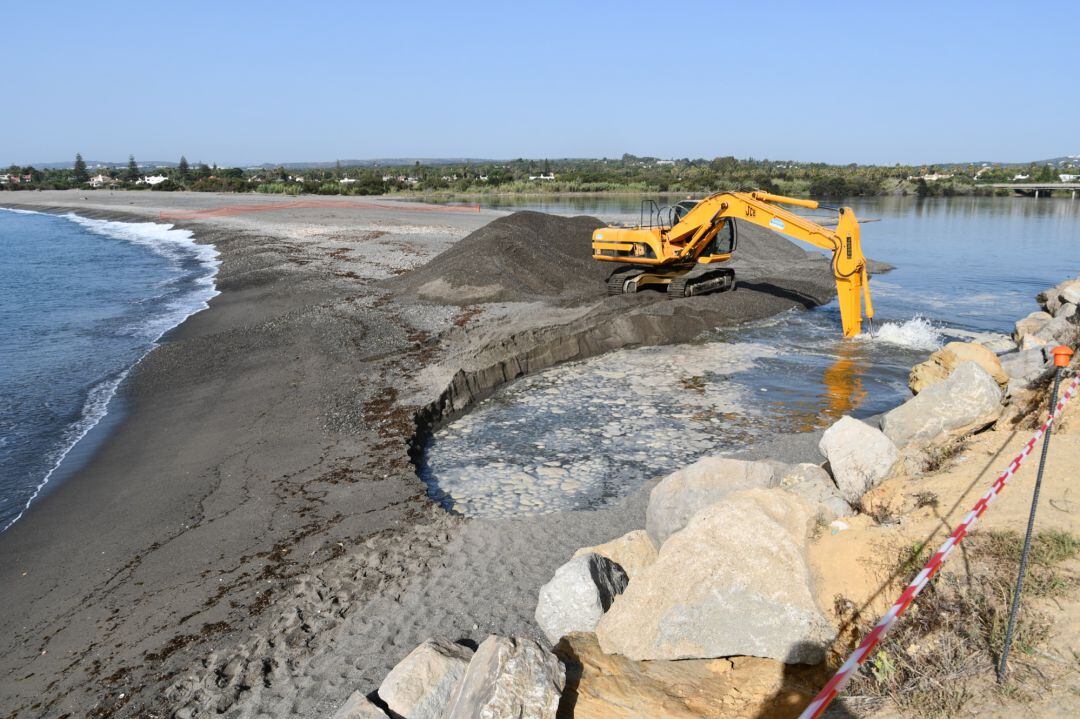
[798, 374, 1079, 719]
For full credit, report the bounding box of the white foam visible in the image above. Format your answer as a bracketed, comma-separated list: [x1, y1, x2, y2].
[0, 209, 220, 532]
[424, 341, 777, 517]
[863, 315, 943, 350]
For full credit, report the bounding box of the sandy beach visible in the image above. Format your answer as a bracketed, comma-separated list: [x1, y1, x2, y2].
[0, 191, 844, 717]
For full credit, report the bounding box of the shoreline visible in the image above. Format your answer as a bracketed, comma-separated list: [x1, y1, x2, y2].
[0, 207, 220, 532]
[0, 194, 494, 716]
[0, 191, 880, 717]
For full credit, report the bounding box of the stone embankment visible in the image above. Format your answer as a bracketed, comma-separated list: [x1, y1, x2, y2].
[331, 274, 1078, 718]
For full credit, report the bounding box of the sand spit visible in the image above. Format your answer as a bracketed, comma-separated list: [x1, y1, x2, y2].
[0, 192, 845, 718]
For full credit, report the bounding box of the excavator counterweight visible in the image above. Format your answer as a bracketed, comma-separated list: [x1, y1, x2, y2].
[591, 191, 875, 337]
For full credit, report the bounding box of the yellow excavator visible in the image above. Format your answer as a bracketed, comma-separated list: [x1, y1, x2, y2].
[591, 190, 875, 337]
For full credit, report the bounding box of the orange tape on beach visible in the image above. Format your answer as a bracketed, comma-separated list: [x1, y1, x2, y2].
[159, 199, 480, 221]
[798, 373, 1079, 719]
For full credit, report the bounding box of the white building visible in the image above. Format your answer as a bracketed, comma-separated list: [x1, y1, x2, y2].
[138, 174, 168, 186]
[1060, 174, 1078, 182]
[89, 174, 119, 188]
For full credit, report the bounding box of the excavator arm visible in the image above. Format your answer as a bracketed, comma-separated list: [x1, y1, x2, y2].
[592, 190, 875, 338]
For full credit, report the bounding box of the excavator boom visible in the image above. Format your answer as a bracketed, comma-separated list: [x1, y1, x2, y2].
[591, 191, 875, 337]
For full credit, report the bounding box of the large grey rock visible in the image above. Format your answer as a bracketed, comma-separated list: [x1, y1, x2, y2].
[645, 457, 777, 545]
[777, 462, 854, 520]
[596, 488, 835, 664]
[1013, 309, 1076, 349]
[1037, 315, 1077, 344]
[377, 638, 472, 719]
[908, 341, 1007, 394]
[1038, 277, 1080, 315]
[881, 361, 1003, 450]
[818, 416, 899, 504]
[443, 636, 565, 719]
[535, 553, 628, 644]
[1000, 348, 1051, 394]
[573, 530, 657, 581]
[333, 691, 388, 718]
[1014, 310, 1052, 345]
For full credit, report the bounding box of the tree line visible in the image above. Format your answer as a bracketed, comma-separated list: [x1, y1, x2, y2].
[3, 153, 1076, 199]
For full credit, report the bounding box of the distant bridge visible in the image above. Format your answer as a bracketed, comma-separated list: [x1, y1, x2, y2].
[988, 182, 1080, 198]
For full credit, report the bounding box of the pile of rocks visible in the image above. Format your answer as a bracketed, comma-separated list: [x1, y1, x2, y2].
[334, 635, 566, 718]
[1017, 275, 1080, 349]
[332, 275, 1077, 718]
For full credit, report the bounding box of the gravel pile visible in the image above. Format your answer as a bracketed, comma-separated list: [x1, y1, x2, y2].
[390, 211, 609, 304]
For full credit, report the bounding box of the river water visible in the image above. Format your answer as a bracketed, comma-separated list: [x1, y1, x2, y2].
[419, 196, 1080, 517]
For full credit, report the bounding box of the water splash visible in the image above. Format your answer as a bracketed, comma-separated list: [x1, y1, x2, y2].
[864, 316, 943, 350]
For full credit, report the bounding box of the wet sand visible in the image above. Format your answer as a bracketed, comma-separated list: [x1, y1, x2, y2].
[0, 191, 839, 717]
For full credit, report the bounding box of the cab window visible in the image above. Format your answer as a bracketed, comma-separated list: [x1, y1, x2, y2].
[703, 220, 735, 256]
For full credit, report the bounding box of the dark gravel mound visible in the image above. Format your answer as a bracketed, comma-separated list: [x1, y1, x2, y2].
[390, 211, 609, 304]
[391, 211, 854, 306]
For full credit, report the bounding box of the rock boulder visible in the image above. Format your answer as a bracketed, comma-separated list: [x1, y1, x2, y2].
[817, 416, 899, 504]
[554, 632, 820, 719]
[1014, 311, 1053, 346]
[596, 489, 834, 664]
[645, 457, 777, 545]
[881, 361, 1003, 450]
[573, 530, 657, 581]
[999, 348, 1051, 394]
[332, 691, 388, 719]
[776, 462, 854, 520]
[377, 637, 472, 719]
[443, 636, 565, 719]
[908, 341, 1007, 394]
[1037, 315, 1078, 345]
[1037, 277, 1080, 315]
[535, 553, 628, 645]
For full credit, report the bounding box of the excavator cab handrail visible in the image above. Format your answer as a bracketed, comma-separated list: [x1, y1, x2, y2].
[639, 199, 671, 229]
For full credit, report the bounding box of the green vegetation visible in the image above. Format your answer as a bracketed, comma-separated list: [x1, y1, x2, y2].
[3, 153, 1077, 198]
[841, 529, 1080, 717]
[72, 153, 88, 184]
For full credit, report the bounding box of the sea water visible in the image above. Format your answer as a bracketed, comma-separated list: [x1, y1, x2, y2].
[421, 196, 1080, 517]
[0, 209, 218, 531]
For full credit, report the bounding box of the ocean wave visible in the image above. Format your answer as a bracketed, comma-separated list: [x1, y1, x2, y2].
[2, 368, 131, 531]
[0, 209, 220, 532]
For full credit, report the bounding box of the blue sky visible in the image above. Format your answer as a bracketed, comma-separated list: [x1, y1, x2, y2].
[2, 0, 1077, 166]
